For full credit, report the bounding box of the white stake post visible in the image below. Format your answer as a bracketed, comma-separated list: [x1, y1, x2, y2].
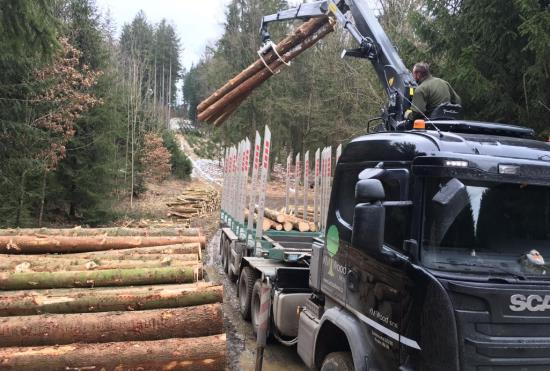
[231, 146, 238, 219]
[294, 153, 300, 215]
[221, 148, 228, 212]
[324, 146, 333, 230]
[255, 126, 271, 244]
[313, 148, 320, 226]
[228, 146, 233, 217]
[239, 139, 251, 232]
[319, 148, 325, 231]
[235, 142, 242, 222]
[336, 144, 342, 166]
[248, 132, 262, 232]
[303, 150, 309, 220]
[285, 154, 291, 214]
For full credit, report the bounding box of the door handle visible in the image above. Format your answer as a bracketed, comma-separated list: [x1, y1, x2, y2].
[347, 269, 360, 292]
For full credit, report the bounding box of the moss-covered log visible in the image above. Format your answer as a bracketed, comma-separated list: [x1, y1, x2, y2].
[0, 283, 222, 316]
[0, 334, 226, 370]
[0, 266, 200, 290]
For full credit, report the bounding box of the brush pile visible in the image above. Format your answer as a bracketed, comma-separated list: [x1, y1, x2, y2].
[0, 227, 225, 370]
[197, 16, 335, 126]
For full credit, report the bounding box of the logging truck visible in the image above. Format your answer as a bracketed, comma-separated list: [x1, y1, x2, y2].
[218, 1, 550, 370]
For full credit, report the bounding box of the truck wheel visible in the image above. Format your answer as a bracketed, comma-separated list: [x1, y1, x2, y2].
[223, 240, 230, 274]
[238, 266, 257, 320]
[226, 244, 237, 282]
[251, 279, 262, 335]
[320, 352, 354, 371]
[221, 238, 228, 273]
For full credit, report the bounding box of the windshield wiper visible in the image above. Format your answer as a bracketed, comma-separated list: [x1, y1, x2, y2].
[432, 261, 529, 281]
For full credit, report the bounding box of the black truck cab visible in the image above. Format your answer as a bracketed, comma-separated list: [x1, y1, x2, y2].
[310, 120, 550, 370]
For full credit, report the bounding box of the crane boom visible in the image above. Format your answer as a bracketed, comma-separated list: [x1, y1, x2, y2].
[260, 0, 416, 129]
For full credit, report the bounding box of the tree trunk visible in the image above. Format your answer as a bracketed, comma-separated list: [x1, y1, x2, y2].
[198, 21, 335, 124]
[0, 256, 198, 272]
[0, 304, 222, 347]
[0, 283, 222, 316]
[0, 235, 206, 254]
[38, 168, 47, 228]
[0, 266, 200, 290]
[282, 214, 311, 232]
[197, 17, 328, 112]
[263, 207, 286, 223]
[59, 243, 202, 258]
[0, 227, 202, 237]
[0, 334, 226, 371]
[15, 252, 199, 262]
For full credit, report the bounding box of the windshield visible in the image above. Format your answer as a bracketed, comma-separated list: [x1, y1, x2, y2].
[422, 178, 550, 278]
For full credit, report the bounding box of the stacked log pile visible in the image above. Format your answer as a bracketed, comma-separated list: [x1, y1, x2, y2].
[248, 207, 317, 233]
[0, 227, 225, 370]
[197, 16, 335, 126]
[167, 187, 221, 221]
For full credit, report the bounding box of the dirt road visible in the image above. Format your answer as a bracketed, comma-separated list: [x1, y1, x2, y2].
[204, 231, 307, 371]
[178, 132, 307, 370]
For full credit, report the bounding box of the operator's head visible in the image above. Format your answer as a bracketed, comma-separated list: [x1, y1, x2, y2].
[413, 62, 430, 83]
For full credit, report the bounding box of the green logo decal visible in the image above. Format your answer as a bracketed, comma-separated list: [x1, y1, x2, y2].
[326, 225, 339, 257]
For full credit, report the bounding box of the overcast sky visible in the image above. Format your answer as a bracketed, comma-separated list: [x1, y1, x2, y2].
[95, 0, 232, 71]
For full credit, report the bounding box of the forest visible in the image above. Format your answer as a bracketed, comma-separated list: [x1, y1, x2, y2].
[1, 0, 549, 227]
[0, 0, 191, 227]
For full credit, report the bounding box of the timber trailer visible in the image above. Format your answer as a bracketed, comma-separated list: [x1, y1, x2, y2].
[218, 1, 550, 370]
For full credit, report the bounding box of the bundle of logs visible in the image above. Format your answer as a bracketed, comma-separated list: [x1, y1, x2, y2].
[0, 227, 225, 370]
[167, 187, 221, 221]
[246, 207, 317, 233]
[197, 16, 335, 126]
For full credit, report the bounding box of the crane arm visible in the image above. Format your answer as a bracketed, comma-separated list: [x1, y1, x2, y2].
[260, 0, 416, 129]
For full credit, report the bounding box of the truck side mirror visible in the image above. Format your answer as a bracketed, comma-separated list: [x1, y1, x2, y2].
[352, 180, 385, 254]
[355, 179, 385, 203]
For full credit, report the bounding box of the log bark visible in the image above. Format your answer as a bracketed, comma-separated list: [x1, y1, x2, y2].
[0, 304, 222, 347]
[264, 207, 286, 224]
[283, 214, 311, 232]
[199, 20, 335, 124]
[197, 17, 328, 113]
[264, 216, 282, 231]
[0, 283, 222, 316]
[0, 334, 226, 370]
[0, 266, 200, 290]
[21, 252, 199, 262]
[0, 256, 198, 272]
[0, 235, 206, 254]
[0, 227, 202, 237]
[68, 243, 202, 261]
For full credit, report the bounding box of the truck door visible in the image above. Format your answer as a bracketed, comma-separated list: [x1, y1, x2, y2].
[345, 168, 413, 370]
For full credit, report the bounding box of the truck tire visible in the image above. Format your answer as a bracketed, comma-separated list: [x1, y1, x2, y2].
[226, 244, 237, 282]
[221, 237, 228, 273]
[239, 266, 257, 320]
[251, 279, 262, 335]
[223, 240, 230, 274]
[320, 352, 354, 371]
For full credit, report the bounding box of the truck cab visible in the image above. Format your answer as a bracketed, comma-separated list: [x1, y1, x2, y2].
[299, 120, 550, 370]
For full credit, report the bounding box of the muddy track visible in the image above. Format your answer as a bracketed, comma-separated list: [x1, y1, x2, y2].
[204, 232, 306, 371]
[179, 132, 306, 370]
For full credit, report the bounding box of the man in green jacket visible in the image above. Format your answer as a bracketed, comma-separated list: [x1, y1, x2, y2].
[406, 62, 461, 120]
